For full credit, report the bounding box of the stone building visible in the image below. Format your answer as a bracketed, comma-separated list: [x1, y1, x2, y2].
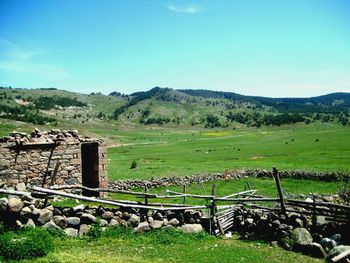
[0, 129, 108, 196]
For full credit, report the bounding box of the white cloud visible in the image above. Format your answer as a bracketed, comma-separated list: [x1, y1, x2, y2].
[166, 4, 202, 14]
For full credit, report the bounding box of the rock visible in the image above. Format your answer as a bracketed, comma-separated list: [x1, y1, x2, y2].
[180, 224, 203, 234]
[67, 217, 81, 227]
[38, 208, 53, 225]
[294, 218, 304, 228]
[128, 214, 140, 227]
[109, 218, 120, 227]
[153, 212, 163, 220]
[100, 219, 108, 227]
[150, 220, 163, 229]
[168, 218, 180, 227]
[73, 204, 86, 213]
[16, 220, 22, 228]
[79, 224, 91, 236]
[15, 182, 26, 192]
[291, 228, 313, 247]
[320, 238, 337, 251]
[0, 197, 8, 212]
[316, 216, 326, 227]
[20, 206, 32, 217]
[327, 245, 350, 263]
[42, 220, 61, 231]
[8, 197, 24, 213]
[65, 228, 78, 237]
[331, 234, 342, 245]
[80, 213, 96, 224]
[306, 242, 327, 258]
[122, 212, 130, 220]
[134, 221, 150, 233]
[102, 211, 114, 220]
[26, 218, 36, 228]
[53, 216, 67, 228]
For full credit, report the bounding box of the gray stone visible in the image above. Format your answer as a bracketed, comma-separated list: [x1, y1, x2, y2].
[134, 221, 150, 233]
[168, 218, 180, 227]
[65, 227, 78, 237]
[291, 228, 313, 247]
[42, 220, 61, 231]
[20, 206, 32, 217]
[16, 220, 22, 228]
[109, 218, 120, 227]
[180, 224, 203, 234]
[316, 215, 326, 227]
[80, 213, 96, 224]
[38, 208, 53, 225]
[331, 234, 342, 245]
[320, 238, 337, 251]
[99, 219, 108, 227]
[79, 224, 91, 236]
[0, 197, 8, 212]
[25, 218, 36, 228]
[150, 220, 163, 229]
[114, 211, 123, 218]
[153, 212, 163, 220]
[305, 242, 327, 258]
[73, 204, 86, 213]
[8, 197, 24, 213]
[128, 214, 140, 227]
[15, 182, 26, 192]
[102, 211, 114, 220]
[67, 217, 81, 227]
[327, 245, 350, 262]
[53, 216, 67, 228]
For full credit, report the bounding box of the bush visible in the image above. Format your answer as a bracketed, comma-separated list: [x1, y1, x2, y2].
[0, 228, 54, 260]
[130, 160, 137, 169]
[86, 222, 103, 240]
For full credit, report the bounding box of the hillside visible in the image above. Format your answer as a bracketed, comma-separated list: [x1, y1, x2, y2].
[0, 86, 349, 130]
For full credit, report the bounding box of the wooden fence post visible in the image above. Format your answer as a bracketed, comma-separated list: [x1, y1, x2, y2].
[210, 184, 217, 234]
[183, 185, 186, 205]
[144, 186, 148, 205]
[272, 167, 286, 214]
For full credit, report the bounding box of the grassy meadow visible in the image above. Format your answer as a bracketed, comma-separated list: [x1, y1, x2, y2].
[106, 123, 350, 181]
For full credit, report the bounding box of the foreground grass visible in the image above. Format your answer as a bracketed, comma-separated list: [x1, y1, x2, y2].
[21, 228, 321, 263]
[107, 123, 350, 180]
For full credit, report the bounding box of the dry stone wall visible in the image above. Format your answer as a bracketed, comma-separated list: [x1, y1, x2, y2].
[0, 129, 107, 191]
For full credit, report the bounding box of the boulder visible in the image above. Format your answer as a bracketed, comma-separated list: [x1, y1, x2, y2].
[42, 220, 61, 231]
[320, 238, 337, 251]
[150, 220, 163, 229]
[25, 218, 36, 228]
[128, 214, 140, 227]
[102, 211, 114, 220]
[38, 208, 53, 225]
[291, 228, 313, 247]
[180, 224, 203, 234]
[99, 219, 108, 227]
[65, 227, 78, 237]
[168, 218, 180, 227]
[80, 213, 96, 225]
[20, 206, 32, 218]
[8, 197, 24, 213]
[73, 204, 86, 213]
[79, 224, 91, 236]
[53, 216, 67, 228]
[15, 182, 26, 192]
[67, 217, 81, 228]
[134, 221, 150, 233]
[109, 218, 120, 227]
[0, 197, 8, 212]
[305, 242, 327, 258]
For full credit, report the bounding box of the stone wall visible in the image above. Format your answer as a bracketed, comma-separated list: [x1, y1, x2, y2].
[0, 129, 107, 192]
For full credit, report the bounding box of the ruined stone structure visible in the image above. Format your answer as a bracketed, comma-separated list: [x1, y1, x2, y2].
[0, 129, 108, 195]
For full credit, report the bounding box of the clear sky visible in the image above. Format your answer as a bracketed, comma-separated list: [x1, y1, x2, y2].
[0, 0, 349, 97]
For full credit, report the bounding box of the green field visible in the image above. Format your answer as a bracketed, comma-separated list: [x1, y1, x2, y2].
[107, 123, 350, 180]
[20, 228, 321, 263]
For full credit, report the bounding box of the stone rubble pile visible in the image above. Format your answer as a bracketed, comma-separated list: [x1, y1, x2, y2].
[229, 207, 350, 260]
[0, 196, 205, 237]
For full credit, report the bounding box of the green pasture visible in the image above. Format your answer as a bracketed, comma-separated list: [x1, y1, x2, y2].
[22, 230, 321, 263]
[107, 123, 350, 180]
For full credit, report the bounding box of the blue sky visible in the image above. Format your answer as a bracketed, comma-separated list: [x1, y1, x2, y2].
[0, 0, 349, 97]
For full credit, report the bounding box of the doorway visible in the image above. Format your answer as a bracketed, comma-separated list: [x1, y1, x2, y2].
[81, 143, 99, 196]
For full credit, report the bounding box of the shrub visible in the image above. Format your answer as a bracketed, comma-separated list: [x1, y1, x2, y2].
[86, 222, 103, 240]
[0, 228, 54, 260]
[130, 160, 137, 169]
